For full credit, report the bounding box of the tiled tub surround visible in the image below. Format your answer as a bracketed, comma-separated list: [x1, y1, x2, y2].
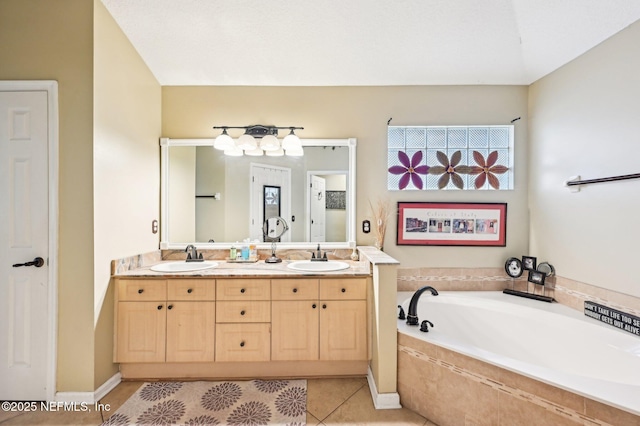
[397, 291, 640, 425]
[398, 267, 640, 325]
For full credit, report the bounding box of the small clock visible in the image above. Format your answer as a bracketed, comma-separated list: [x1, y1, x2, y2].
[504, 257, 523, 278]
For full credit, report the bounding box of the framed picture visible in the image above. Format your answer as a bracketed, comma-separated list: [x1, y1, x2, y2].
[397, 202, 507, 246]
[325, 190, 346, 210]
[522, 255, 537, 271]
[528, 270, 546, 286]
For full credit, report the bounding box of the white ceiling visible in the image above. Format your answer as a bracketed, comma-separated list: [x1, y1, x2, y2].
[101, 0, 640, 86]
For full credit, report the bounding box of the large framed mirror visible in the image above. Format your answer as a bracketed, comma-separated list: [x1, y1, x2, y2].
[160, 137, 356, 250]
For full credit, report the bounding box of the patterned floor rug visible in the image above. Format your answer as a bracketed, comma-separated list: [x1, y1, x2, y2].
[102, 380, 307, 426]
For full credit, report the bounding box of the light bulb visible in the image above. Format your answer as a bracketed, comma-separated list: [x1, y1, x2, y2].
[224, 145, 243, 156]
[282, 130, 301, 150]
[266, 148, 284, 156]
[213, 129, 234, 150]
[236, 134, 257, 150]
[245, 147, 264, 156]
[285, 146, 304, 157]
[260, 134, 280, 151]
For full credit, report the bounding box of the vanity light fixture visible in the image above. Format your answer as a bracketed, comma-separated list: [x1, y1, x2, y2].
[213, 128, 234, 150]
[213, 124, 304, 157]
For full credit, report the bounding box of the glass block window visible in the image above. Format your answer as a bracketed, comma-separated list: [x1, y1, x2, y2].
[388, 125, 514, 190]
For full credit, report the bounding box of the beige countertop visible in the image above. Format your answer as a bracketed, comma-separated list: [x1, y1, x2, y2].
[114, 258, 372, 278]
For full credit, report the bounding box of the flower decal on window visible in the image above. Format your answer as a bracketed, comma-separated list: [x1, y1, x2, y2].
[468, 151, 509, 189]
[388, 151, 429, 190]
[428, 151, 472, 189]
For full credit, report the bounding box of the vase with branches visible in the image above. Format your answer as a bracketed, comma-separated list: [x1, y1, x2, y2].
[369, 197, 392, 251]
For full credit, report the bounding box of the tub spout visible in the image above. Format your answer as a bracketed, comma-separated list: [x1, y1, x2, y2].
[406, 286, 439, 325]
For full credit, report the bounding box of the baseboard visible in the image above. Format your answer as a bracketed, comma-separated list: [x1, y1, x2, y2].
[55, 372, 121, 404]
[95, 372, 122, 401]
[366, 367, 402, 409]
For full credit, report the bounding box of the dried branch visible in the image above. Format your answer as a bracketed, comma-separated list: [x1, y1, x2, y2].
[369, 197, 392, 250]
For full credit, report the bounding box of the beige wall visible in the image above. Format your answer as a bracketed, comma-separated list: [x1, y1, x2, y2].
[1, 0, 161, 393]
[93, 0, 161, 388]
[0, 0, 96, 392]
[528, 21, 640, 298]
[163, 85, 530, 266]
[6, 0, 633, 396]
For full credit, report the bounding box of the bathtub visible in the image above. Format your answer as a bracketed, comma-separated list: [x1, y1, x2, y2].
[397, 291, 640, 417]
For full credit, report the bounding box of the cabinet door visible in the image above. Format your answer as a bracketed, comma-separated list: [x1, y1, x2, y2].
[271, 301, 319, 361]
[320, 300, 367, 361]
[166, 302, 215, 362]
[116, 302, 166, 363]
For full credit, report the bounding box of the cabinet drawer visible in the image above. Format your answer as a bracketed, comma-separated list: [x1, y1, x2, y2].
[271, 279, 319, 300]
[167, 279, 216, 301]
[117, 279, 167, 301]
[216, 301, 270, 323]
[216, 279, 270, 300]
[215, 323, 270, 362]
[319, 278, 367, 300]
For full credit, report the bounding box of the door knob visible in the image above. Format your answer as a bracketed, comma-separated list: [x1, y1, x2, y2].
[12, 257, 45, 268]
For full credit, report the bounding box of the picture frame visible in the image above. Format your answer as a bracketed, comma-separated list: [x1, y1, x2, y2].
[528, 270, 546, 286]
[504, 257, 523, 278]
[522, 255, 537, 271]
[325, 190, 346, 210]
[397, 202, 507, 246]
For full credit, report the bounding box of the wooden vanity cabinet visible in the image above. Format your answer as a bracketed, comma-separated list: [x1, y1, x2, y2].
[115, 278, 216, 363]
[271, 277, 368, 362]
[271, 279, 320, 361]
[115, 280, 167, 363]
[115, 275, 370, 379]
[215, 279, 271, 362]
[166, 279, 216, 362]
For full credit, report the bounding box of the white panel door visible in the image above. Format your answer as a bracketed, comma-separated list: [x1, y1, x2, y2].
[0, 91, 50, 400]
[309, 175, 326, 242]
[249, 164, 291, 242]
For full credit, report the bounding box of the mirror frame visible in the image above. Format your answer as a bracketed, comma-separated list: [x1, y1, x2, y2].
[159, 137, 357, 250]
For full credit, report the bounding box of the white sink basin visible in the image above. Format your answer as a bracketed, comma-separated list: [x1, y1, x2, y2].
[287, 260, 350, 272]
[150, 261, 219, 273]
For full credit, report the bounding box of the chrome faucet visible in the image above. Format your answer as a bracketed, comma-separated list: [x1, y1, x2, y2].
[406, 286, 439, 325]
[185, 244, 202, 262]
[311, 244, 327, 261]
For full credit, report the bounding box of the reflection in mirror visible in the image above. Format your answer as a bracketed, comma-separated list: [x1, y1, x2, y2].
[263, 216, 289, 263]
[160, 138, 356, 249]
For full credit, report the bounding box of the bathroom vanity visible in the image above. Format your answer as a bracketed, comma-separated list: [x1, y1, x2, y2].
[113, 262, 371, 380]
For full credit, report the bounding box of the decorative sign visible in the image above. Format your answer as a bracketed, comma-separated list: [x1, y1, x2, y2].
[584, 302, 640, 337]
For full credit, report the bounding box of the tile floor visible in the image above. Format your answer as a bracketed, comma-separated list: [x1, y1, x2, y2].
[0, 377, 435, 425]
